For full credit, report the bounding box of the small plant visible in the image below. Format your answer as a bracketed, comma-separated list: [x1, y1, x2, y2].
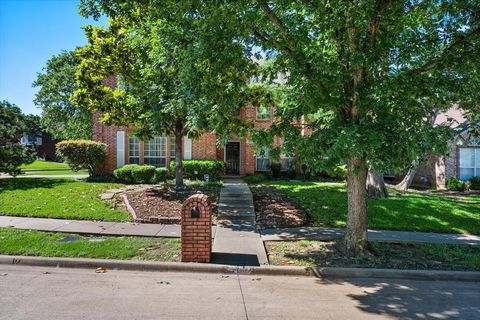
[271, 162, 282, 179]
[244, 173, 269, 184]
[155, 167, 169, 183]
[114, 164, 156, 184]
[469, 176, 480, 190]
[55, 140, 107, 177]
[446, 176, 466, 191]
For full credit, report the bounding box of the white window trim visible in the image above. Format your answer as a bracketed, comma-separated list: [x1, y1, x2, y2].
[116, 131, 125, 168]
[184, 136, 192, 160]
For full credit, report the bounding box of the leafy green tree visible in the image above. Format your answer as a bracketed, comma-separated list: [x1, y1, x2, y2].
[74, 2, 253, 188]
[33, 50, 92, 140]
[0, 101, 36, 175]
[78, 1, 480, 255]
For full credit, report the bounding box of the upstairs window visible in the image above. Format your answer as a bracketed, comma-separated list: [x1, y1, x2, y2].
[128, 136, 140, 164]
[256, 105, 272, 120]
[144, 136, 167, 167]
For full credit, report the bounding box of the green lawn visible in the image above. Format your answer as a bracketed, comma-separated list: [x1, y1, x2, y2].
[19, 160, 88, 175]
[259, 181, 480, 234]
[0, 229, 180, 261]
[0, 178, 130, 221]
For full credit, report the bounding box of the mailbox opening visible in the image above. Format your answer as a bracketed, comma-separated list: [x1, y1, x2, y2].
[191, 206, 200, 218]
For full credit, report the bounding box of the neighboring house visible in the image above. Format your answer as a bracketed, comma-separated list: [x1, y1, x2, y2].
[19, 132, 57, 160]
[393, 106, 479, 189]
[93, 76, 294, 175]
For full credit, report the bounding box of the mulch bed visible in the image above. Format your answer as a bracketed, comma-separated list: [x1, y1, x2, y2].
[251, 185, 309, 228]
[125, 186, 218, 224]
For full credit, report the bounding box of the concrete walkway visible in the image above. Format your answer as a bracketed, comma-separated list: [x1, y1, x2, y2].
[2, 215, 479, 246]
[212, 179, 269, 266]
[0, 216, 215, 238]
[261, 226, 480, 245]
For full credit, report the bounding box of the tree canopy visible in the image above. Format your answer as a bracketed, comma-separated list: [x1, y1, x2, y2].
[74, 1, 255, 187]
[77, 0, 480, 255]
[33, 50, 92, 140]
[0, 101, 36, 175]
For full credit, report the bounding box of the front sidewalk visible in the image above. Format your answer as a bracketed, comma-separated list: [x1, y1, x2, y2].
[1, 215, 479, 245]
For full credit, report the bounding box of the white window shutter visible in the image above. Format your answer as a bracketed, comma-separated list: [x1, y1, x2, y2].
[116, 131, 125, 168]
[184, 136, 192, 160]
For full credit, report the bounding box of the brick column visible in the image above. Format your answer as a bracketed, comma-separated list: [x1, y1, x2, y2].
[181, 193, 212, 263]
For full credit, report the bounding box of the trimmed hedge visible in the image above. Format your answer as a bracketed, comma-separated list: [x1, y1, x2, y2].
[114, 164, 156, 184]
[446, 176, 466, 191]
[169, 160, 224, 180]
[155, 167, 169, 183]
[55, 140, 107, 177]
[244, 173, 269, 184]
[469, 176, 480, 190]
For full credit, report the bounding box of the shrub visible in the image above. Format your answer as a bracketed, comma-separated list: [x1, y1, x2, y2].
[132, 165, 156, 183]
[244, 173, 269, 184]
[327, 165, 347, 181]
[285, 169, 297, 179]
[169, 160, 225, 180]
[155, 167, 169, 183]
[55, 140, 107, 177]
[114, 164, 156, 184]
[271, 162, 282, 178]
[446, 177, 467, 191]
[113, 164, 137, 183]
[469, 176, 480, 190]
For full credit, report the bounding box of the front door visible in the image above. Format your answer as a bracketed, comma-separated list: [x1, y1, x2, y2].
[225, 142, 240, 175]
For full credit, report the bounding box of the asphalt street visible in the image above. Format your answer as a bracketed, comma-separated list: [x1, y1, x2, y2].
[0, 265, 479, 320]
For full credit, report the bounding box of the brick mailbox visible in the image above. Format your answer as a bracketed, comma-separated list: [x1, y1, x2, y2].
[181, 193, 212, 263]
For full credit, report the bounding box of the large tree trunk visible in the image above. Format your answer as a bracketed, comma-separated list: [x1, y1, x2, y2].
[343, 158, 369, 256]
[395, 161, 418, 191]
[174, 120, 184, 189]
[367, 170, 388, 199]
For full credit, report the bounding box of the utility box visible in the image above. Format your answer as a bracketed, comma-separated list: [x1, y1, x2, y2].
[181, 193, 212, 263]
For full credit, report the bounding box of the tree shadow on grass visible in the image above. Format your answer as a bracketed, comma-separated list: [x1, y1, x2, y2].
[316, 278, 480, 319]
[0, 178, 74, 193]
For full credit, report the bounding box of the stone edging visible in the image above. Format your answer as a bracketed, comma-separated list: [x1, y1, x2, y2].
[121, 194, 181, 224]
[1, 255, 479, 282]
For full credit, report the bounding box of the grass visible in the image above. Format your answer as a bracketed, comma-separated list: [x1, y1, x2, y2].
[0, 228, 180, 261]
[19, 160, 88, 175]
[259, 181, 480, 234]
[266, 240, 480, 271]
[0, 178, 130, 221]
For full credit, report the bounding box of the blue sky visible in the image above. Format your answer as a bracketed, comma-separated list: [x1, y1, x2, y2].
[0, 0, 106, 115]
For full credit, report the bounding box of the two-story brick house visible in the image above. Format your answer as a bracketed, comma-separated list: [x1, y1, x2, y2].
[93, 77, 478, 187]
[92, 76, 293, 176]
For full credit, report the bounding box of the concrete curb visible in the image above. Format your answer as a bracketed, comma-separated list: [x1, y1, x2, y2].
[1, 255, 479, 281]
[312, 267, 480, 282]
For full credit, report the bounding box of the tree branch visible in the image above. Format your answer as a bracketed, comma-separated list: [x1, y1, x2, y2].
[407, 26, 480, 77]
[255, 0, 329, 97]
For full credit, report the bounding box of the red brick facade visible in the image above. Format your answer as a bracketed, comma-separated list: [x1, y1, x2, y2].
[181, 193, 212, 263]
